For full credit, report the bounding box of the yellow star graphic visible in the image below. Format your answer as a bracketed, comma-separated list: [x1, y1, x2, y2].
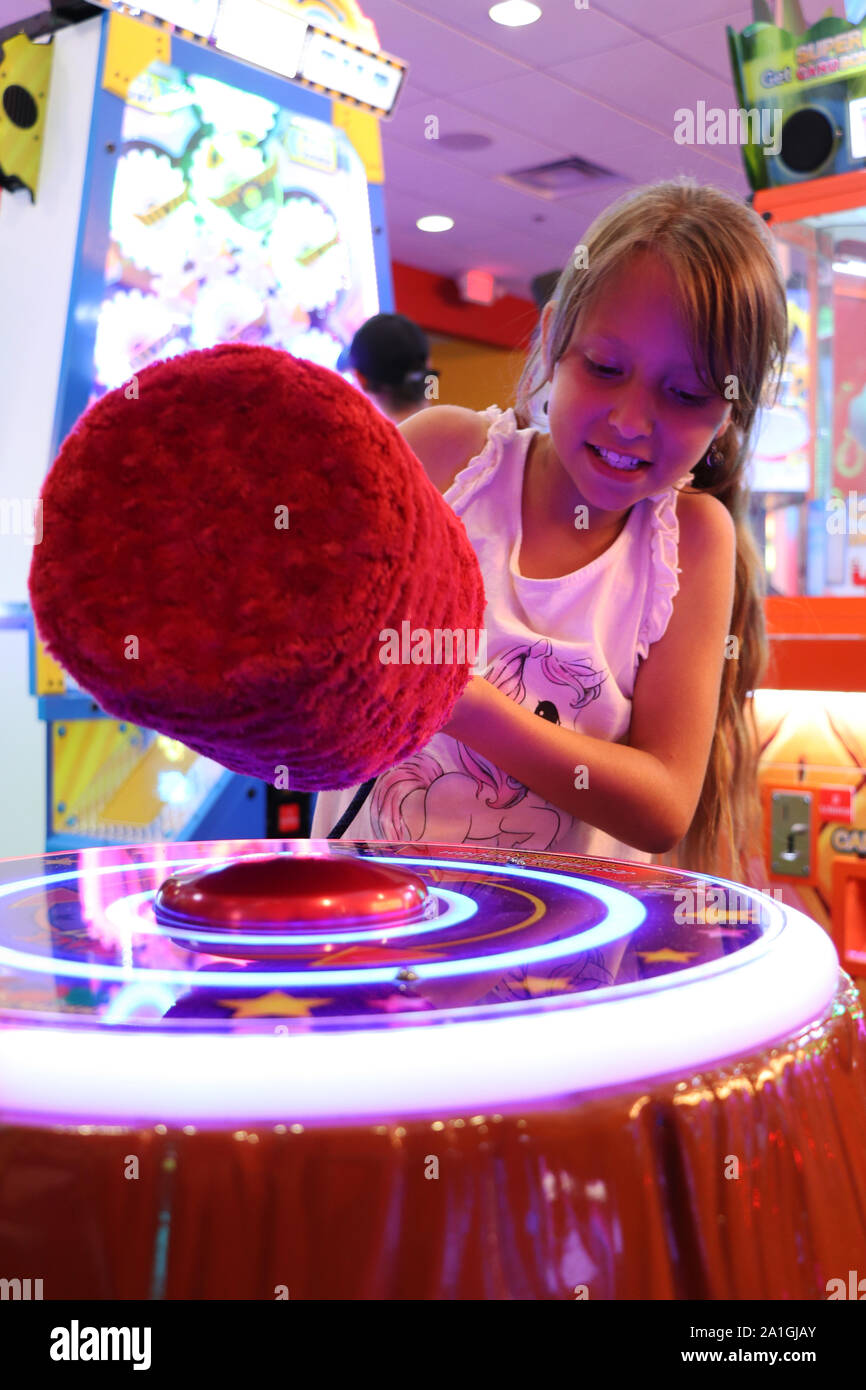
[217, 991, 331, 1018]
[637, 948, 697, 964]
[12, 887, 80, 911]
[522, 976, 573, 995]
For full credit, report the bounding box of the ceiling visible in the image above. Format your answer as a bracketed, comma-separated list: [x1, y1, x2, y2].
[358, 0, 837, 298]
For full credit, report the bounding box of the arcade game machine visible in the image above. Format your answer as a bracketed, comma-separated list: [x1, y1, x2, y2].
[728, 1, 866, 996]
[18, 0, 403, 849]
[8, 327, 866, 1300]
[3, 3, 866, 1313]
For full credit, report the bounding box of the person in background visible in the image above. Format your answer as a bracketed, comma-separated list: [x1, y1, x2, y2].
[338, 312, 436, 424]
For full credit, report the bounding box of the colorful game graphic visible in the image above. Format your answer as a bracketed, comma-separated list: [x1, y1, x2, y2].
[750, 283, 811, 493]
[0, 840, 837, 1124]
[0, 842, 772, 1025]
[90, 61, 379, 398]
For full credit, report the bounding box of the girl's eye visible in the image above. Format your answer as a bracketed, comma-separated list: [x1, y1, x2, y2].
[583, 356, 712, 404]
[672, 388, 711, 406]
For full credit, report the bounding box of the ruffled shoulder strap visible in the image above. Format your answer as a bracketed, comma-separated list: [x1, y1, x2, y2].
[636, 483, 688, 663]
[443, 405, 521, 514]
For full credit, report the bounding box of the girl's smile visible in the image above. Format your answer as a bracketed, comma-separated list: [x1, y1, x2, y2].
[585, 442, 652, 474]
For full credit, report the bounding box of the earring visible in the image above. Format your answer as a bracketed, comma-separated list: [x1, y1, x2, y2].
[707, 441, 723, 468]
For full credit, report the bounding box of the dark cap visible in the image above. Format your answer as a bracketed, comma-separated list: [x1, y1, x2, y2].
[337, 313, 430, 388]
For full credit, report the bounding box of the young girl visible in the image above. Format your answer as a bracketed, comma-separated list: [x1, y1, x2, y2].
[312, 179, 788, 886]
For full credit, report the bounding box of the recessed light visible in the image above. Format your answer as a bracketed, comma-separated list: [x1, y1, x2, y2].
[416, 215, 454, 233]
[489, 1, 542, 27]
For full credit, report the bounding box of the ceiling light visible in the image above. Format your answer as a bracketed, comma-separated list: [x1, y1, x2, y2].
[489, 1, 542, 26]
[416, 215, 454, 233]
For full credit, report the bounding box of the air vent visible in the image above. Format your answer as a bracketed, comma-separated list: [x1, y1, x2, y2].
[500, 154, 621, 199]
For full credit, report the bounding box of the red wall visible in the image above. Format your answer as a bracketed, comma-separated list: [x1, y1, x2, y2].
[392, 261, 538, 350]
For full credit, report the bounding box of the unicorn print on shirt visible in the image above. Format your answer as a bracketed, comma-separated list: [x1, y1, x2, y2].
[370, 638, 607, 850]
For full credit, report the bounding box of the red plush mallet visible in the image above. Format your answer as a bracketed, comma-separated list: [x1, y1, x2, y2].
[28, 344, 485, 790]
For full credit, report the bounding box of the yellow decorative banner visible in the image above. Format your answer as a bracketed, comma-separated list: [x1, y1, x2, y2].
[35, 636, 66, 696]
[103, 12, 170, 101]
[332, 101, 383, 182]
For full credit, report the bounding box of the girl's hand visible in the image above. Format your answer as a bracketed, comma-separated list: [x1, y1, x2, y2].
[441, 675, 497, 742]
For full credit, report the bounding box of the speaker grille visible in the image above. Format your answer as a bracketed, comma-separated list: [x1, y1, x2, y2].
[779, 108, 836, 174]
[2, 84, 38, 130]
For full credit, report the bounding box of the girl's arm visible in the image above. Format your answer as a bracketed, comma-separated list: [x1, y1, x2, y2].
[399, 406, 489, 494]
[443, 493, 737, 856]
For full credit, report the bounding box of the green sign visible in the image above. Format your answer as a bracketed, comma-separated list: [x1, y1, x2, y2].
[727, 3, 866, 189]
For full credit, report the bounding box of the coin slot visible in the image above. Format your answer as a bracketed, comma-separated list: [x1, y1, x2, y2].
[770, 791, 812, 878]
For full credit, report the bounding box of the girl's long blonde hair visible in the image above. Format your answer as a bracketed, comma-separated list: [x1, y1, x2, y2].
[514, 179, 788, 883]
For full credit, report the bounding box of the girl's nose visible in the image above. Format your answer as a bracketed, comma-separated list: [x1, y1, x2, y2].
[608, 388, 653, 442]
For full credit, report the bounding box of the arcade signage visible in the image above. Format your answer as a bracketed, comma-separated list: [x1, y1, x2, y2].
[830, 826, 866, 856]
[733, 21, 866, 102]
[819, 786, 855, 824]
[89, 0, 406, 116]
[728, 4, 866, 190]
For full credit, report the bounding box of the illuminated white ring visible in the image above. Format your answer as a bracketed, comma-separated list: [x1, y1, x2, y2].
[0, 904, 839, 1123]
[103, 981, 178, 1023]
[106, 885, 477, 946]
[0, 856, 641, 988]
[0, 855, 840, 1122]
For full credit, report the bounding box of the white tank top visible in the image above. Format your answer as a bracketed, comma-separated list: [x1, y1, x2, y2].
[311, 406, 692, 861]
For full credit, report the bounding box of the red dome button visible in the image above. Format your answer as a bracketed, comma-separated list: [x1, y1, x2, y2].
[153, 853, 431, 954]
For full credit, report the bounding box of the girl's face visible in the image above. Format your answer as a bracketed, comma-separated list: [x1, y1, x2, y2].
[544, 252, 732, 516]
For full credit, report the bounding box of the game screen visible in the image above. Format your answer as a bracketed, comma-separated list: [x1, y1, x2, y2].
[748, 268, 811, 495]
[90, 60, 380, 399]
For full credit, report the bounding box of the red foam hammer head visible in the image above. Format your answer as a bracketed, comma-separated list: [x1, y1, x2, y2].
[28, 344, 485, 790]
